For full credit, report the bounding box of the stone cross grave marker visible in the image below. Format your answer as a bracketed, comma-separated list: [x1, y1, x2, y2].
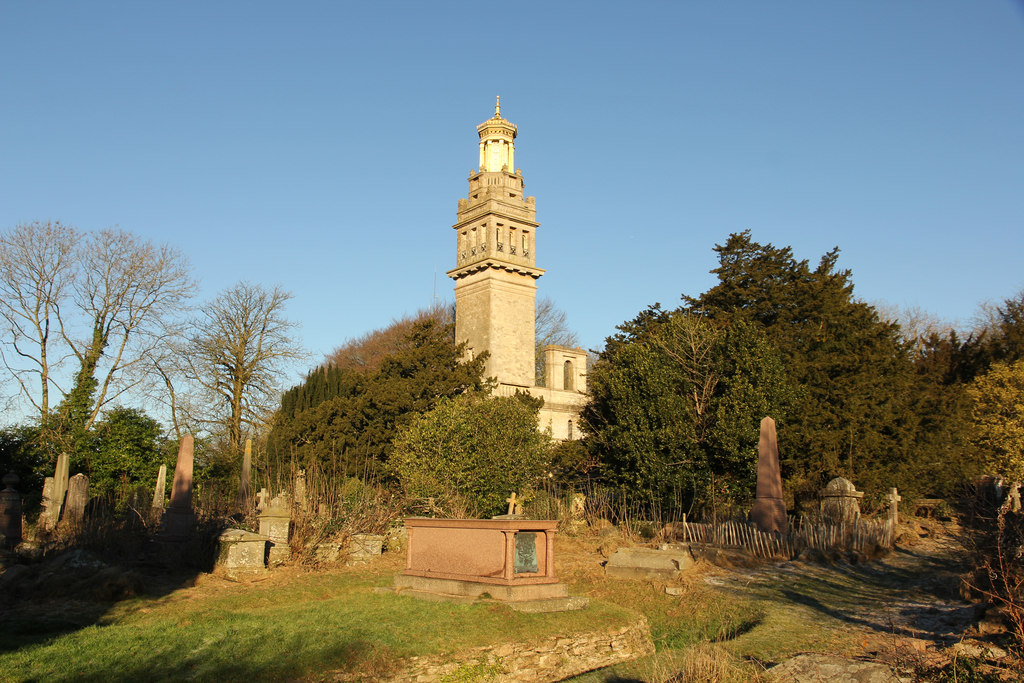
[886, 487, 901, 525]
[506, 492, 518, 515]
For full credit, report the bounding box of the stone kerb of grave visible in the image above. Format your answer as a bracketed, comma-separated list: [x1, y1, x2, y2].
[1, 472, 23, 550]
[216, 529, 271, 580]
[391, 517, 588, 612]
[820, 476, 864, 524]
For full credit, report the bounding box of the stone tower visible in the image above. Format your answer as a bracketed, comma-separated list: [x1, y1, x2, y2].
[448, 99, 589, 441]
[448, 97, 544, 390]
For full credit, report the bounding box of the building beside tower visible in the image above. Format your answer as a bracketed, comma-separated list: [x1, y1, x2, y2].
[447, 99, 587, 440]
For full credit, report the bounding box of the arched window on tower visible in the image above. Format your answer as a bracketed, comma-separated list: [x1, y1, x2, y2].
[567, 419, 574, 440]
[563, 360, 574, 391]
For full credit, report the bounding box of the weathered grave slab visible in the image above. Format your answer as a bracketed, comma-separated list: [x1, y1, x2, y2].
[605, 546, 695, 580]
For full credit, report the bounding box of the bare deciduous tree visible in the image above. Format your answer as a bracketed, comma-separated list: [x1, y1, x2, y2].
[61, 229, 195, 432]
[184, 282, 305, 457]
[0, 222, 195, 451]
[0, 221, 80, 424]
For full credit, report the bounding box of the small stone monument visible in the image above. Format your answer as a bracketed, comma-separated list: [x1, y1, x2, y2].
[258, 492, 291, 566]
[238, 438, 252, 509]
[0, 472, 23, 549]
[161, 434, 196, 538]
[216, 529, 270, 580]
[256, 487, 269, 512]
[820, 477, 863, 524]
[750, 417, 788, 533]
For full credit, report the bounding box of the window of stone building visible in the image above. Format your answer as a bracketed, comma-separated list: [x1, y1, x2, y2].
[563, 360, 574, 391]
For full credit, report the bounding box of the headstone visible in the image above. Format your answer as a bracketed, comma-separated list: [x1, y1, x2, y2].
[750, 417, 788, 533]
[161, 434, 196, 538]
[294, 469, 306, 511]
[1009, 483, 1022, 513]
[493, 491, 524, 520]
[238, 438, 252, 509]
[64, 473, 90, 524]
[39, 477, 56, 530]
[151, 464, 167, 514]
[886, 487, 901, 525]
[256, 488, 269, 512]
[0, 472, 23, 549]
[820, 477, 864, 524]
[258, 493, 291, 566]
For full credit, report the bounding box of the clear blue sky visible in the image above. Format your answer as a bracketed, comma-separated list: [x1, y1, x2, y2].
[3, 1, 1022, 383]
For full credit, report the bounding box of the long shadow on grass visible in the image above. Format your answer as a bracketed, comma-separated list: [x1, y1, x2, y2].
[760, 548, 975, 644]
[0, 516, 224, 656]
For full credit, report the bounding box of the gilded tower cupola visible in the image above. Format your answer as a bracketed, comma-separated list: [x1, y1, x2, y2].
[477, 96, 517, 173]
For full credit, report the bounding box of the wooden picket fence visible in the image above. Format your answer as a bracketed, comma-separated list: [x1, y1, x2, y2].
[677, 514, 895, 560]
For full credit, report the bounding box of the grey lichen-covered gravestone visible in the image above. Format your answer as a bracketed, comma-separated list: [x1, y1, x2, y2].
[750, 416, 788, 533]
[64, 473, 90, 524]
[258, 493, 291, 566]
[216, 529, 270, 580]
[0, 472, 23, 549]
[820, 477, 864, 524]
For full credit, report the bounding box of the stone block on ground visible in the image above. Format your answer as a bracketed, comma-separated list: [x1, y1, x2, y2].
[605, 546, 695, 580]
[767, 654, 898, 682]
[347, 533, 384, 564]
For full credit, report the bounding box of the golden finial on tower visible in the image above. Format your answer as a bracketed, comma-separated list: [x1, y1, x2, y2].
[495, 95, 501, 118]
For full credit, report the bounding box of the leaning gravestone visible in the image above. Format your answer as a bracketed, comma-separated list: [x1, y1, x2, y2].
[750, 417, 788, 533]
[820, 477, 863, 524]
[39, 452, 70, 530]
[0, 472, 23, 549]
[161, 435, 196, 539]
[64, 473, 90, 524]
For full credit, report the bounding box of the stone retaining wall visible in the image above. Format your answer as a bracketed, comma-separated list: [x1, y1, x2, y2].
[384, 616, 653, 682]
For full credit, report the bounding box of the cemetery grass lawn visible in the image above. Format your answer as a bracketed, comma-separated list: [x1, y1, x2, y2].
[0, 554, 633, 682]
